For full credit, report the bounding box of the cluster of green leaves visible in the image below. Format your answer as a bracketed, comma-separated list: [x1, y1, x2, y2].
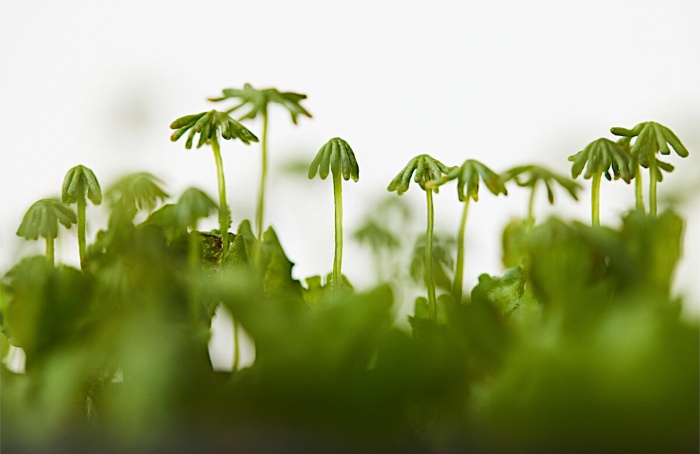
[1, 90, 697, 454]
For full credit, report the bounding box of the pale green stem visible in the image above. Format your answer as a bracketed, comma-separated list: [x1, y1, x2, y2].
[425, 189, 437, 320]
[527, 184, 537, 221]
[649, 154, 658, 217]
[232, 319, 240, 373]
[591, 172, 602, 227]
[333, 172, 343, 289]
[211, 138, 230, 256]
[46, 237, 54, 266]
[77, 198, 87, 268]
[452, 198, 470, 303]
[452, 197, 469, 303]
[256, 110, 269, 240]
[634, 163, 645, 213]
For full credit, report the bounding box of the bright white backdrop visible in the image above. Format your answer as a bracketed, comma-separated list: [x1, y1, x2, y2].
[2, 0, 699, 368]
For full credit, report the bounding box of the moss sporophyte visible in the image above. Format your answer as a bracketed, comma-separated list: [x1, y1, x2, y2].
[308, 137, 359, 289]
[5, 87, 697, 454]
[388, 154, 451, 319]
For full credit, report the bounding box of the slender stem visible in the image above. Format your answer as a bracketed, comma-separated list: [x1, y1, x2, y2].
[46, 237, 54, 266]
[256, 110, 269, 240]
[649, 154, 658, 217]
[232, 319, 240, 373]
[211, 138, 230, 257]
[452, 198, 470, 303]
[77, 198, 87, 269]
[634, 163, 645, 213]
[527, 184, 537, 222]
[332, 172, 344, 288]
[425, 189, 437, 320]
[188, 229, 201, 326]
[591, 172, 602, 227]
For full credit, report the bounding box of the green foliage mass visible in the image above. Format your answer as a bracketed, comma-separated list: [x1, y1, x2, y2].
[1, 89, 698, 453]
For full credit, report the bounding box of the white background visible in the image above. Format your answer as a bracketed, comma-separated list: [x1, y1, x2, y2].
[2, 1, 699, 367]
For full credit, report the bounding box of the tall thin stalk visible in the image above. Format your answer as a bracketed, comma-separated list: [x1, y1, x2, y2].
[634, 164, 645, 213]
[591, 171, 602, 227]
[425, 189, 437, 319]
[452, 197, 470, 303]
[211, 138, 231, 256]
[333, 171, 344, 288]
[649, 154, 658, 217]
[256, 109, 269, 240]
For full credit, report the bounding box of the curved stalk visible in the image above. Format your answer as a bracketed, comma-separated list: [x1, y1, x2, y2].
[634, 164, 645, 213]
[591, 172, 602, 227]
[77, 198, 87, 268]
[211, 138, 230, 256]
[46, 237, 54, 266]
[333, 172, 344, 288]
[425, 189, 437, 320]
[527, 184, 537, 221]
[649, 155, 658, 217]
[452, 198, 470, 303]
[256, 109, 269, 240]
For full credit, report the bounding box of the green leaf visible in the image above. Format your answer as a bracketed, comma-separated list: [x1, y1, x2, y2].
[619, 210, 683, 297]
[410, 234, 455, 292]
[471, 267, 534, 317]
[2, 258, 91, 362]
[172, 187, 218, 229]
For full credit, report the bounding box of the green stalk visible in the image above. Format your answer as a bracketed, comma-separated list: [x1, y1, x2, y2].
[332, 172, 344, 288]
[211, 138, 230, 256]
[425, 189, 437, 320]
[527, 184, 537, 221]
[591, 172, 602, 227]
[256, 109, 269, 240]
[232, 319, 240, 373]
[452, 198, 470, 303]
[634, 163, 645, 213]
[46, 237, 54, 266]
[77, 198, 87, 269]
[649, 154, 658, 217]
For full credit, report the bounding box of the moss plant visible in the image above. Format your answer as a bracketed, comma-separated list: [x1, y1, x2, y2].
[428, 159, 507, 302]
[209, 83, 312, 240]
[16, 199, 77, 265]
[611, 122, 689, 216]
[568, 138, 631, 226]
[62, 165, 102, 269]
[388, 154, 451, 319]
[308, 137, 359, 289]
[170, 110, 258, 256]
